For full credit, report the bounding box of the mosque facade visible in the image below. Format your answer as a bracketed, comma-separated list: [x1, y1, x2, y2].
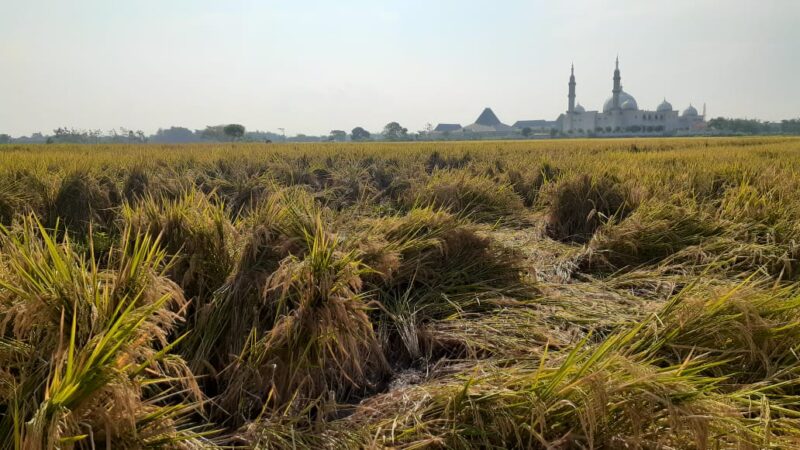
[558, 58, 706, 134]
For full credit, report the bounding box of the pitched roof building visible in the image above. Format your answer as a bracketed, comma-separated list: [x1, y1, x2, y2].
[463, 108, 515, 133]
[433, 123, 463, 132]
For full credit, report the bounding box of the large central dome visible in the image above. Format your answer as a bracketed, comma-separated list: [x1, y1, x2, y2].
[603, 91, 638, 112]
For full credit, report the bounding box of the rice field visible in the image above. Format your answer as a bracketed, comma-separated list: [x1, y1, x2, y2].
[2, 136, 800, 448]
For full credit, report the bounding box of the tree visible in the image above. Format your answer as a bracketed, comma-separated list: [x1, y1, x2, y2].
[199, 125, 226, 141]
[417, 123, 434, 138]
[521, 127, 533, 138]
[708, 117, 770, 135]
[0, 134, 10, 144]
[152, 127, 198, 143]
[382, 122, 408, 141]
[108, 127, 147, 143]
[51, 127, 97, 144]
[224, 124, 246, 141]
[782, 119, 800, 134]
[328, 130, 347, 141]
[351, 127, 371, 141]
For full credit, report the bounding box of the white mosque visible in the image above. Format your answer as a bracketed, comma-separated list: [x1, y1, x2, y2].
[431, 57, 707, 137]
[558, 57, 706, 134]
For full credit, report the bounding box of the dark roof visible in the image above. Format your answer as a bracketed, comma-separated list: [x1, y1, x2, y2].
[513, 120, 553, 128]
[474, 108, 503, 126]
[434, 123, 462, 132]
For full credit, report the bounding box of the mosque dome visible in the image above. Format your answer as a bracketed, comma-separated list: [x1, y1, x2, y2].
[682, 104, 698, 116]
[603, 91, 637, 112]
[574, 103, 586, 113]
[621, 99, 637, 110]
[657, 99, 673, 112]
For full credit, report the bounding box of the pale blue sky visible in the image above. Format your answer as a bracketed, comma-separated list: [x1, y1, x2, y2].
[1, 0, 798, 136]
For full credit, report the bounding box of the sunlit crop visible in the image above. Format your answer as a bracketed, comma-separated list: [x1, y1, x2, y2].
[2, 136, 800, 448]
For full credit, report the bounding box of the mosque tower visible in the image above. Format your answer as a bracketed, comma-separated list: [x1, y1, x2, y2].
[568, 64, 576, 113]
[612, 56, 622, 109]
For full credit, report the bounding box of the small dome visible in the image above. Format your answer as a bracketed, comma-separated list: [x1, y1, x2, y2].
[574, 103, 586, 113]
[682, 104, 698, 116]
[603, 91, 638, 112]
[657, 99, 673, 112]
[621, 99, 637, 110]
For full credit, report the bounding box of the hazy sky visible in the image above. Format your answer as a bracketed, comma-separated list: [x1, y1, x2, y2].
[2, 0, 799, 136]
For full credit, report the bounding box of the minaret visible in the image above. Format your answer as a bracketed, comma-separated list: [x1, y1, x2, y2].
[568, 63, 576, 113]
[612, 55, 622, 109]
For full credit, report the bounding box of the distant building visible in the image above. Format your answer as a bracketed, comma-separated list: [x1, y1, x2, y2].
[432, 108, 523, 138]
[558, 58, 706, 134]
[513, 119, 558, 133]
[434, 123, 463, 132]
[463, 108, 515, 133]
[430, 58, 705, 139]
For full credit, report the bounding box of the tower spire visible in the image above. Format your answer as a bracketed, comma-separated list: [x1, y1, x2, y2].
[612, 56, 622, 109]
[568, 63, 576, 113]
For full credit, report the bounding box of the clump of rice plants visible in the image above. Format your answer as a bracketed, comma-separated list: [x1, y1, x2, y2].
[363, 207, 532, 312]
[505, 161, 560, 207]
[121, 189, 235, 303]
[667, 236, 800, 279]
[0, 218, 211, 449]
[190, 188, 319, 370]
[631, 279, 800, 387]
[122, 165, 151, 202]
[269, 155, 333, 192]
[348, 329, 789, 449]
[365, 157, 412, 205]
[425, 151, 472, 173]
[543, 173, 637, 243]
[52, 170, 121, 233]
[218, 215, 390, 425]
[405, 171, 527, 225]
[321, 163, 378, 210]
[0, 170, 51, 225]
[580, 200, 721, 272]
[215, 174, 275, 218]
[357, 207, 534, 363]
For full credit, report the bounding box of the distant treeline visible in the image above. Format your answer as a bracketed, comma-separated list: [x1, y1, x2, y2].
[708, 118, 800, 135]
[0, 125, 295, 145]
[2, 118, 800, 144]
[0, 122, 409, 144]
